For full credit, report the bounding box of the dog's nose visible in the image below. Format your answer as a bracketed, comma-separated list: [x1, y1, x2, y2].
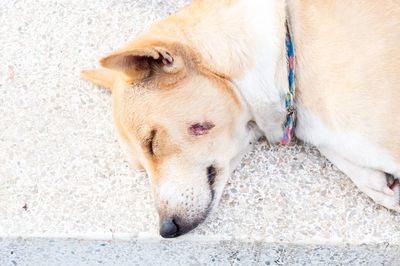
[160, 218, 180, 238]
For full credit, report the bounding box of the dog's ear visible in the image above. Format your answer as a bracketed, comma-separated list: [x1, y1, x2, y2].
[99, 42, 188, 84]
[81, 68, 116, 89]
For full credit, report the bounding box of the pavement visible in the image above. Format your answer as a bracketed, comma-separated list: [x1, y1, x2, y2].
[0, 0, 399, 265]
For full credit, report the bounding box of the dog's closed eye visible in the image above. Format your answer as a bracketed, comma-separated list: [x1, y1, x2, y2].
[147, 129, 157, 156]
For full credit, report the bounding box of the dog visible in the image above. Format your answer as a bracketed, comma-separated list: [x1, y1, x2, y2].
[82, 0, 400, 238]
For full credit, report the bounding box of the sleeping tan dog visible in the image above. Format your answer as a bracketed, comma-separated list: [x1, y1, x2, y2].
[82, 0, 400, 238]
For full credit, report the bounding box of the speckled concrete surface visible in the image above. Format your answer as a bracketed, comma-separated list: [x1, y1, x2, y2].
[1, 238, 399, 266]
[0, 0, 399, 263]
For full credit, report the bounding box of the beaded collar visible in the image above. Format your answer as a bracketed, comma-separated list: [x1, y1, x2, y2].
[280, 21, 296, 145]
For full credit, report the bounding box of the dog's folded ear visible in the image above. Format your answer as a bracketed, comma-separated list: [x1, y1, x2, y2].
[81, 68, 116, 89]
[99, 40, 189, 84]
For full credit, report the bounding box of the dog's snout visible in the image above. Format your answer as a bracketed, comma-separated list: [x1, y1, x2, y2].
[160, 218, 180, 238]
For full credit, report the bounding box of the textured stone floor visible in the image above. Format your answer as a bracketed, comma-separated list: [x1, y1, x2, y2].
[0, 0, 399, 264]
[1, 238, 399, 266]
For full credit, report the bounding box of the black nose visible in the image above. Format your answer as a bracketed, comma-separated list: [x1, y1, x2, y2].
[160, 218, 180, 238]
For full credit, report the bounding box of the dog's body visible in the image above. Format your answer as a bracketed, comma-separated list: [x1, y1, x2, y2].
[82, 0, 400, 237]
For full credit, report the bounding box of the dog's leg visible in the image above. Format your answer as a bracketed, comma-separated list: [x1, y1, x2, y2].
[319, 147, 400, 212]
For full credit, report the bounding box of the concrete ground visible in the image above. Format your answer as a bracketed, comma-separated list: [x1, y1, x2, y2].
[0, 0, 399, 265]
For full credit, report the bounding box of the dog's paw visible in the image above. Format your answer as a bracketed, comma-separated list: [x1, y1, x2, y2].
[384, 173, 400, 211]
[364, 173, 400, 212]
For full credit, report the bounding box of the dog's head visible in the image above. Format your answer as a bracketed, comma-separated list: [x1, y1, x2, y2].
[82, 39, 260, 238]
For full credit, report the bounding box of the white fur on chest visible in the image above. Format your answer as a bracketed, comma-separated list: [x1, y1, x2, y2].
[233, 0, 286, 143]
[296, 105, 400, 177]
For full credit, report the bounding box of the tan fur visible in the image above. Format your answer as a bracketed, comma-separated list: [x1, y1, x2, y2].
[132, 0, 256, 80]
[288, 0, 400, 162]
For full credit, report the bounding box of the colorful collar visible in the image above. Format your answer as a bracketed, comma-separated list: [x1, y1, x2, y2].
[280, 21, 296, 145]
